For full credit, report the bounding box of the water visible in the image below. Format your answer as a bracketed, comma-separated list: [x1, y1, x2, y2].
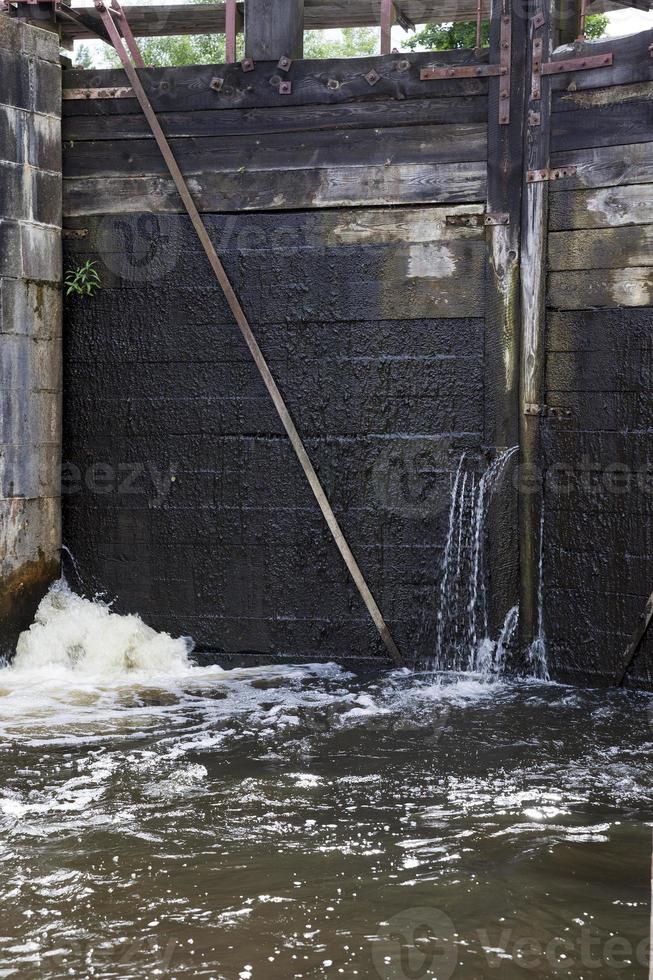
[0, 585, 650, 979]
[434, 448, 521, 675]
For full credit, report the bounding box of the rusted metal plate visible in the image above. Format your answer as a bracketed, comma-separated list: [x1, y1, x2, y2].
[63, 86, 134, 99]
[541, 53, 613, 74]
[498, 14, 511, 125]
[446, 212, 509, 226]
[526, 166, 577, 182]
[420, 64, 506, 79]
[531, 37, 543, 100]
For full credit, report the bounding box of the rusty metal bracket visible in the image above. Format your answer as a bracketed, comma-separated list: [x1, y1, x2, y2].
[527, 166, 577, 182]
[63, 86, 134, 100]
[524, 403, 572, 419]
[446, 212, 509, 227]
[421, 64, 506, 79]
[531, 37, 543, 100]
[422, 17, 511, 125]
[541, 52, 613, 74]
[88, 0, 405, 667]
[498, 15, 511, 125]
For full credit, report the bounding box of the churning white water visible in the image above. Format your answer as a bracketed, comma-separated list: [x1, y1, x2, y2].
[13, 580, 195, 677]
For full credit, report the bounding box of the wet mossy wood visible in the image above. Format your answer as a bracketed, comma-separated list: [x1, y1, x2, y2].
[549, 179, 653, 230]
[548, 224, 653, 269]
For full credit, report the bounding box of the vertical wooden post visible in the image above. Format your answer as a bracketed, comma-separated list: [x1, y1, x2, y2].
[225, 0, 238, 63]
[244, 0, 304, 61]
[555, 0, 583, 46]
[380, 0, 394, 55]
[483, 0, 527, 640]
[518, 0, 555, 657]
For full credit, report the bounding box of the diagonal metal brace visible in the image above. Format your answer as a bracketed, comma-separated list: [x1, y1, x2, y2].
[90, 0, 404, 666]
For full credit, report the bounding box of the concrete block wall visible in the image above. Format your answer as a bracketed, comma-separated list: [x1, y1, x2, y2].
[0, 15, 62, 656]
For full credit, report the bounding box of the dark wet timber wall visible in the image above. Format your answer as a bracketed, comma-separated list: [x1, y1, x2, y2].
[60, 29, 653, 685]
[541, 64, 653, 688]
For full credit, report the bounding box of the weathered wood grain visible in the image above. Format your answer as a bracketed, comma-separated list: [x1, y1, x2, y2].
[549, 182, 653, 230]
[63, 160, 487, 217]
[245, 0, 304, 60]
[63, 123, 488, 179]
[553, 80, 653, 113]
[548, 267, 653, 309]
[62, 50, 489, 115]
[549, 224, 653, 270]
[63, 95, 489, 141]
[518, 0, 556, 656]
[551, 100, 653, 153]
[549, 142, 653, 192]
[548, 29, 653, 93]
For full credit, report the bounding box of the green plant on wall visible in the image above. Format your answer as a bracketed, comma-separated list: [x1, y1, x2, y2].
[64, 260, 102, 298]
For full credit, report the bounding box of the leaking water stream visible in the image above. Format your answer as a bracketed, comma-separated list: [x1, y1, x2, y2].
[0, 582, 650, 979]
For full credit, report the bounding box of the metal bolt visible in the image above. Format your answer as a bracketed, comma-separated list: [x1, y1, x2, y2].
[241, 58, 255, 72]
[210, 77, 224, 92]
[278, 55, 292, 71]
[327, 78, 340, 90]
[279, 80, 292, 94]
[364, 69, 381, 86]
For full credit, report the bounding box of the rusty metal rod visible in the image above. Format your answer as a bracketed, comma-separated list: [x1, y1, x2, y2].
[92, 0, 404, 666]
[474, 0, 482, 52]
[225, 0, 237, 62]
[617, 590, 653, 686]
[576, 0, 589, 40]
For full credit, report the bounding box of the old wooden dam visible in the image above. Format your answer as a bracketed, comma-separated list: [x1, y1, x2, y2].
[1, 0, 652, 688]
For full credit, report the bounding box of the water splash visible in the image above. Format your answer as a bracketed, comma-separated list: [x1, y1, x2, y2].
[13, 579, 195, 677]
[434, 447, 519, 675]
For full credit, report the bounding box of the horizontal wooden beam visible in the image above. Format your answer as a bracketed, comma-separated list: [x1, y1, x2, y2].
[59, 0, 490, 40]
[58, 0, 637, 40]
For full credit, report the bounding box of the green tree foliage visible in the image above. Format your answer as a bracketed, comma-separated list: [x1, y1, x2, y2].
[405, 13, 607, 50]
[304, 27, 378, 59]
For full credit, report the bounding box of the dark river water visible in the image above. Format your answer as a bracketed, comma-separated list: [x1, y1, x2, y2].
[0, 587, 651, 979]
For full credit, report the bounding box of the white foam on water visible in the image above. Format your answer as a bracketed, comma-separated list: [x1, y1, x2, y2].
[13, 579, 195, 678]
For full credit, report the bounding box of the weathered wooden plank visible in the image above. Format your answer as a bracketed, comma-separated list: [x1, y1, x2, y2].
[553, 80, 653, 113]
[62, 161, 488, 216]
[546, 307, 653, 351]
[551, 100, 653, 153]
[549, 142, 653, 192]
[549, 225, 653, 270]
[62, 95, 489, 141]
[518, 0, 556, 657]
[548, 29, 653, 93]
[245, 0, 304, 60]
[483, 0, 526, 644]
[62, 205, 486, 256]
[549, 182, 653, 230]
[61, 51, 489, 114]
[59, 0, 491, 40]
[63, 123, 487, 179]
[548, 268, 653, 309]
